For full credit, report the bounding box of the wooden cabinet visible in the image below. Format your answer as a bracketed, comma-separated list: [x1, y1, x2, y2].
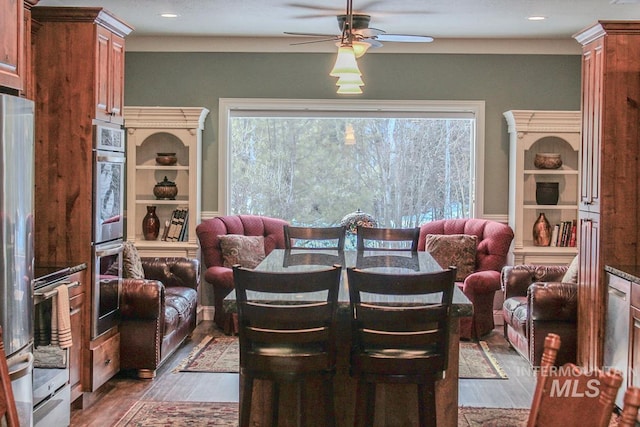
[124, 107, 209, 258]
[504, 110, 580, 265]
[0, 0, 25, 92]
[574, 21, 640, 371]
[68, 275, 84, 403]
[31, 6, 132, 402]
[96, 26, 125, 124]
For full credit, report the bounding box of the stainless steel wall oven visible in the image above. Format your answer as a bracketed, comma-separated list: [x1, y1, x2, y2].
[92, 240, 123, 338]
[92, 124, 125, 339]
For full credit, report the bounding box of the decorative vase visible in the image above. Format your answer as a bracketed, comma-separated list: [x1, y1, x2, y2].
[153, 176, 178, 200]
[532, 212, 552, 246]
[142, 205, 160, 240]
[536, 182, 559, 205]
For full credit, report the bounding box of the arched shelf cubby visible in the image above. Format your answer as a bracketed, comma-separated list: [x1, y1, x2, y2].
[124, 107, 209, 258]
[504, 110, 581, 265]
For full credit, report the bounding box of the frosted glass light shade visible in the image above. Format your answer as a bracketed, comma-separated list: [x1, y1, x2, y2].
[352, 41, 372, 58]
[336, 73, 364, 86]
[330, 46, 361, 77]
[337, 84, 363, 94]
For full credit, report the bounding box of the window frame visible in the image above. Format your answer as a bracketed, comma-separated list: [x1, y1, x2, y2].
[218, 98, 485, 219]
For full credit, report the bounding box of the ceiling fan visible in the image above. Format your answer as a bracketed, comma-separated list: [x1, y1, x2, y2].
[284, 0, 434, 51]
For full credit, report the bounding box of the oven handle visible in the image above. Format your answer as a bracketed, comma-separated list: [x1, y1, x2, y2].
[34, 281, 81, 302]
[96, 154, 125, 163]
[8, 352, 33, 381]
[95, 243, 124, 258]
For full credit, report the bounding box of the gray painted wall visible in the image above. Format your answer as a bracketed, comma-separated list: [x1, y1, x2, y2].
[124, 51, 582, 216]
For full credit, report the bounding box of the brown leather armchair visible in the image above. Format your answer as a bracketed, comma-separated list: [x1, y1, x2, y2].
[501, 264, 577, 367]
[119, 257, 200, 379]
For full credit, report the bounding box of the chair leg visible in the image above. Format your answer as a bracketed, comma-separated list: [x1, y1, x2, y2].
[239, 374, 253, 427]
[417, 382, 437, 427]
[354, 380, 372, 427]
[271, 381, 280, 427]
[322, 373, 336, 427]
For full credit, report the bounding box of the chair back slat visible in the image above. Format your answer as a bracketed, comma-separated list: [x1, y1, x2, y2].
[233, 265, 342, 376]
[528, 333, 624, 427]
[356, 226, 420, 251]
[0, 327, 19, 427]
[347, 267, 456, 375]
[284, 225, 346, 250]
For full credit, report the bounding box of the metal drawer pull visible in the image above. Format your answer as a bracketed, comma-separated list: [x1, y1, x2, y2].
[609, 287, 627, 300]
[34, 281, 81, 301]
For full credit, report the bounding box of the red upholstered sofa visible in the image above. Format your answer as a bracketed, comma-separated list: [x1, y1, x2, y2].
[196, 215, 289, 333]
[418, 219, 514, 340]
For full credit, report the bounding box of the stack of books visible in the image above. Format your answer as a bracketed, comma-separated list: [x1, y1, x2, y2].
[161, 207, 189, 241]
[550, 220, 577, 247]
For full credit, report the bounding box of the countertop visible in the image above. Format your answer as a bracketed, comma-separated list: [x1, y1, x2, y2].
[604, 265, 640, 284]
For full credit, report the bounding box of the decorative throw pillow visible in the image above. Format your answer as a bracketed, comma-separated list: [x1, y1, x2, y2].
[424, 234, 478, 281]
[562, 255, 579, 283]
[219, 234, 266, 268]
[122, 241, 145, 279]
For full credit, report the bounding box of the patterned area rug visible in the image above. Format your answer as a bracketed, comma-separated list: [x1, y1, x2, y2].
[173, 335, 507, 379]
[459, 341, 508, 379]
[115, 402, 527, 426]
[114, 403, 621, 426]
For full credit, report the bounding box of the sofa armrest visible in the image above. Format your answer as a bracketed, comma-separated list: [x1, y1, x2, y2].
[501, 265, 568, 300]
[462, 270, 501, 295]
[120, 279, 165, 320]
[528, 282, 578, 322]
[141, 257, 200, 291]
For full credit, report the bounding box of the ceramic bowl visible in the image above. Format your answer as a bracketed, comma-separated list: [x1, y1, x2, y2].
[534, 153, 562, 169]
[156, 152, 177, 166]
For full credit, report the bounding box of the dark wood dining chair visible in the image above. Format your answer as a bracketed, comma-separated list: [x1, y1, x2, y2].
[356, 226, 420, 251]
[0, 327, 20, 427]
[233, 264, 342, 427]
[282, 249, 345, 268]
[346, 266, 457, 427]
[283, 225, 346, 250]
[528, 333, 625, 427]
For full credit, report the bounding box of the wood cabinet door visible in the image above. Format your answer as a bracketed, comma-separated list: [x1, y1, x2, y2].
[95, 26, 112, 122]
[579, 37, 603, 213]
[578, 212, 602, 370]
[109, 33, 125, 125]
[95, 27, 125, 124]
[69, 292, 84, 402]
[0, 0, 24, 91]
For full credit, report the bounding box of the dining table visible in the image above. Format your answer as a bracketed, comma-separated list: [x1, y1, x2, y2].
[224, 249, 473, 427]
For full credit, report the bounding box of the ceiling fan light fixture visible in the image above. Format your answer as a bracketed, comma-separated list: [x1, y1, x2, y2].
[336, 73, 364, 86]
[337, 84, 363, 95]
[352, 41, 372, 58]
[329, 46, 361, 77]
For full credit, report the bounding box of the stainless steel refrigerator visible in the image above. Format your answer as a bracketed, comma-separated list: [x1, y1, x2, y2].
[0, 93, 35, 427]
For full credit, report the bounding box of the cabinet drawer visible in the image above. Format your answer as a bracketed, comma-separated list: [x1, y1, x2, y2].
[90, 332, 120, 392]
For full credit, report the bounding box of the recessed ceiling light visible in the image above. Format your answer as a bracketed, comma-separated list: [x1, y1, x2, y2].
[527, 16, 546, 21]
[160, 13, 178, 18]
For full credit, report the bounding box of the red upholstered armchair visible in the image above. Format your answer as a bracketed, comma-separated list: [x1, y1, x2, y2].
[196, 215, 289, 333]
[418, 219, 514, 340]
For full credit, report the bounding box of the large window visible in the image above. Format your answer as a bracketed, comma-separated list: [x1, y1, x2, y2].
[219, 99, 484, 229]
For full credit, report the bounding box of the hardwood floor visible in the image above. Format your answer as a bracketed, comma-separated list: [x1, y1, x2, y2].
[70, 320, 535, 426]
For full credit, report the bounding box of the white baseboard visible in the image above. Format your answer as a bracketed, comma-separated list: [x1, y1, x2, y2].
[197, 305, 215, 322]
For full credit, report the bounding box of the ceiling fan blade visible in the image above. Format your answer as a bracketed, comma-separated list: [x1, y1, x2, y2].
[361, 39, 383, 49]
[375, 34, 434, 43]
[284, 31, 339, 38]
[285, 3, 340, 13]
[356, 27, 384, 38]
[289, 38, 341, 46]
